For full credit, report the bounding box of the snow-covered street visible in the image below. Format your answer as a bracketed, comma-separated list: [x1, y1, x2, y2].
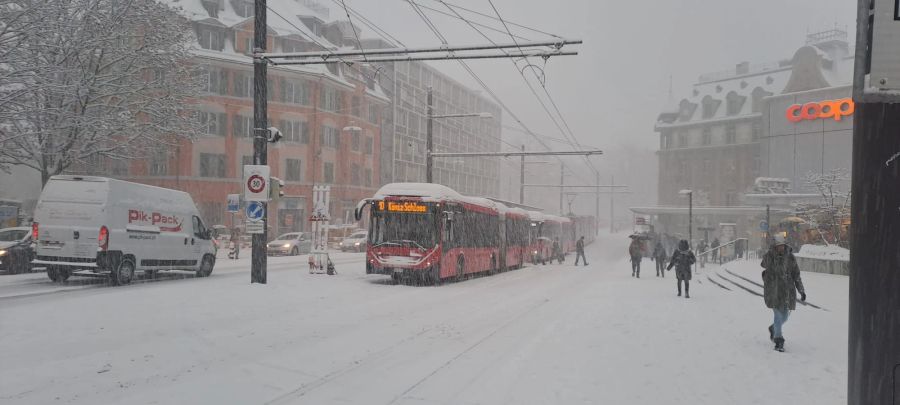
[0, 234, 848, 404]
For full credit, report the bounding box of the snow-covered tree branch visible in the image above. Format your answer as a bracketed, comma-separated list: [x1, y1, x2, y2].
[0, 0, 203, 185]
[792, 169, 851, 247]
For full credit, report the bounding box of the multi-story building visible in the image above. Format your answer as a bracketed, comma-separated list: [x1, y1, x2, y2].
[635, 29, 854, 250]
[361, 39, 503, 197]
[112, 0, 389, 233]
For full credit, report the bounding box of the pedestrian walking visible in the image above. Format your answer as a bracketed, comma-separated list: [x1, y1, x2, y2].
[711, 238, 720, 264]
[229, 227, 241, 260]
[574, 236, 588, 266]
[652, 240, 667, 277]
[697, 239, 708, 268]
[628, 236, 642, 277]
[667, 240, 696, 298]
[761, 235, 806, 352]
[552, 237, 563, 264]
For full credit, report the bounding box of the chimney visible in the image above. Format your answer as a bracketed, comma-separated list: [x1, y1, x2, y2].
[735, 61, 750, 75]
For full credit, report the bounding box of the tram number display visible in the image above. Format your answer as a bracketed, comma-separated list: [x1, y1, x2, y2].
[376, 201, 429, 213]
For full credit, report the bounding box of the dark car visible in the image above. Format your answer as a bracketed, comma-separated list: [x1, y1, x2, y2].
[0, 227, 34, 274]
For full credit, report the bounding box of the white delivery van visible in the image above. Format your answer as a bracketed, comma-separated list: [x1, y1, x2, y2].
[32, 175, 217, 285]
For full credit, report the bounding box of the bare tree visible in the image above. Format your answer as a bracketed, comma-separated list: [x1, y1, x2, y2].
[792, 169, 851, 247]
[0, 0, 202, 185]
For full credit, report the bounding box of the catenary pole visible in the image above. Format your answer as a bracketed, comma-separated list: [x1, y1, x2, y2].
[426, 86, 433, 183]
[251, 0, 268, 284]
[559, 164, 564, 215]
[519, 144, 525, 204]
[609, 175, 615, 233]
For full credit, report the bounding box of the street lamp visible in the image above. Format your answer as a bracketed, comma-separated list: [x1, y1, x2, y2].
[426, 86, 493, 183]
[679, 189, 693, 248]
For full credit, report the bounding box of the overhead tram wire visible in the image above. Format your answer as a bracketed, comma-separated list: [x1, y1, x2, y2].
[484, 0, 599, 175]
[264, 4, 496, 142]
[340, 0, 368, 62]
[406, 1, 532, 42]
[328, 0, 407, 47]
[423, 0, 563, 39]
[438, 1, 598, 176]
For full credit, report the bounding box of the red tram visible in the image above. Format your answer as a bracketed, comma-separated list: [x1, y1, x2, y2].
[356, 183, 597, 284]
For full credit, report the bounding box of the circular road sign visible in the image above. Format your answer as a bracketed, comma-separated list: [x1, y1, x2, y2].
[247, 174, 266, 194]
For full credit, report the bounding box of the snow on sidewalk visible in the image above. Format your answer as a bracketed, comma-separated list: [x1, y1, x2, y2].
[0, 237, 848, 405]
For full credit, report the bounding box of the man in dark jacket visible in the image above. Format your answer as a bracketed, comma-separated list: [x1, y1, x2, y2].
[667, 240, 695, 298]
[574, 236, 587, 266]
[628, 237, 642, 277]
[652, 241, 667, 277]
[761, 235, 806, 352]
[710, 238, 720, 264]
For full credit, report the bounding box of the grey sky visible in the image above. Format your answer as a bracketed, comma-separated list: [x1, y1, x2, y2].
[347, 0, 856, 212]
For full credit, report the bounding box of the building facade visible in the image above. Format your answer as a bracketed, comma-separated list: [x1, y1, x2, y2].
[361, 39, 503, 198]
[637, 29, 853, 250]
[119, 0, 389, 233]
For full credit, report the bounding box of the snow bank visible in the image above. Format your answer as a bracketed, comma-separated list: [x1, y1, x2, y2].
[796, 244, 850, 262]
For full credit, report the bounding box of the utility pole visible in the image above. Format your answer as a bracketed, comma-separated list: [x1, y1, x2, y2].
[609, 175, 615, 233]
[848, 3, 900, 402]
[519, 144, 525, 204]
[595, 170, 600, 229]
[251, 0, 268, 284]
[559, 164, 564, 215]
[426, 86, 433, 183]
[688, 192, 693, 248]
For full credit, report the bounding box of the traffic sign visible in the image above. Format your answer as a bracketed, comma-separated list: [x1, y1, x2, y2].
[245, 221, 264, 234]
[226, 194, 240, 213]
[246, 201, 265, 222]
[243, 165, 270, 202]
[759, 220, 769, 232]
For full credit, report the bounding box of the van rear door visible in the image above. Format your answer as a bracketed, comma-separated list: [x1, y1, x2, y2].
[34, 177, 109, 260]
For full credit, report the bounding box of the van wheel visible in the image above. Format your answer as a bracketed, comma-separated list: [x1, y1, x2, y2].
[47, 266, 62, 282]
[196, 255, 214, 277]
[110, 258, 135, 286]
[455, 257, 465, 282]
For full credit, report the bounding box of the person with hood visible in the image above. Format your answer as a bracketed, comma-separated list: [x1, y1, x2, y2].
[574, 236, 588, 266]
[552, 237, 563, 264]
[628, 236, 643, 277]
[652, 240, 667, 277]
[667, 240, 696, 298]
[761, 234, 806, 352]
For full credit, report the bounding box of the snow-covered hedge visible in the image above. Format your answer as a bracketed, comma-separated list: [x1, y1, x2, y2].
[796, 244, 850, 262]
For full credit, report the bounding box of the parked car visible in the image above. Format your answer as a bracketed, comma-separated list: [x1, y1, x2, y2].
[32, 175, 217, 285]
[339, 231, 368, 252]
[0, 227, 34, 274]
[266, 232, 311, 256]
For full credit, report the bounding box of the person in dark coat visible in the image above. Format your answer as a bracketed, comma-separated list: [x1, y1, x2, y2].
[628, 237, 642, 277]
[710, 238, 720, 264]
[761, 235, 806, 352]
[552, 237, 562, 264]
[667, 240, 696, 298]
[574, 236, 588, 266]
[652, 241, 667, 277]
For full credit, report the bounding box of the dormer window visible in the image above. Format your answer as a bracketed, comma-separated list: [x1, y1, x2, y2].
[201, 0, 221, 17]
[701, 96, 721, 119]
[725, 91, 746, 116]
[751, 87, 773, 113]
[196, 25, 225, 51]
[678, 100, 697, 122]
[232, 0, 254, 18]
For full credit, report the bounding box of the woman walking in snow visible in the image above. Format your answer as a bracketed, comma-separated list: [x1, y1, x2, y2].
[628, 236, 643, 277]
[761, 235, 806, 352]
[667, 240, 695, 298]
[652, 240, 667, 277]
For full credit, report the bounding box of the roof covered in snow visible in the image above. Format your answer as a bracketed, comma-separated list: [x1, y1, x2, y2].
[656, 30, 854, 129]
[160, 0, 388, 101]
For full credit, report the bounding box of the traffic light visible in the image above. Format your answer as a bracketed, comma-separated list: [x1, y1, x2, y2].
[269, 176, 285, 202]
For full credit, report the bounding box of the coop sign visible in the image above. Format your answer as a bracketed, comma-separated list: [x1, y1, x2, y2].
[378, 201, 428, 213]
[785, 98, 855, 123]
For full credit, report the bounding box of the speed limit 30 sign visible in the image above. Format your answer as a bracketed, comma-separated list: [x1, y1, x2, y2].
[243, 165, 270, 202]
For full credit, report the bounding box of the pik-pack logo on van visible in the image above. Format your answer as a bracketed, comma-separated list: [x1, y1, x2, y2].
[128, 210, 183, 232]
[785, 98, 855, 123]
